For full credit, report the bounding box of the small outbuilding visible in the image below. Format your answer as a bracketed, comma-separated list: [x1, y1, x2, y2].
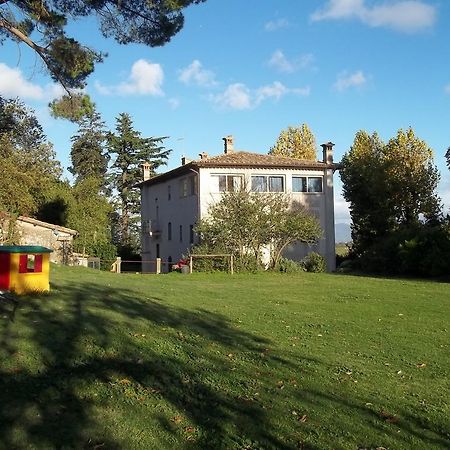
[0, 246, 53, 294]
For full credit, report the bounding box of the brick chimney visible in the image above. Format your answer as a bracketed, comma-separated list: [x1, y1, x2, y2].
[223, 135, 234, 154]
[321, 142, 334, 164]
[142, 162, 152, 181]
[181, 156, 192, 165]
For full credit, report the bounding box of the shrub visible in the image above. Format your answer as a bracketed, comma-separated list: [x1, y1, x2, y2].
[276, 257, 304, 273]
[358, 223, 450, 277]
[302, 252, 326, 273]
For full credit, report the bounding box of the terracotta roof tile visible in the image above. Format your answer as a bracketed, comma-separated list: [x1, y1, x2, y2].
[195, 151, 330, 169]
[137, 151, 340, 187]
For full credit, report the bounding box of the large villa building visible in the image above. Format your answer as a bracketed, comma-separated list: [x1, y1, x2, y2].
[138, 136, 340, 272]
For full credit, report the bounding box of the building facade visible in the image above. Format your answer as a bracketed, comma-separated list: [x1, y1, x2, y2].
[139, 137, 339, 272]
[0, 214, 77, 264]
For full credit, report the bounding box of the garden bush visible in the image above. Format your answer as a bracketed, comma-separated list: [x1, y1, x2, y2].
[276, 257, 304, 273]
[301, 252, 326, 272]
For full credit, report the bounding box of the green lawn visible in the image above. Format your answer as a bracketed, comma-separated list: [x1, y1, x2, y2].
[0, 266, 449, 449]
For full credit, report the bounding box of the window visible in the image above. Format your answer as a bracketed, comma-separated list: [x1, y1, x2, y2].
[251, 176, 266, 192]
[212, 174, 243, 192]
[180, 178, 188, 197]
[180, 176, 197, 198]
[19, 254, 43, 273]
[189, 225, 194, 244]
[308, 177, 323, 193]
[251, 175, 284, 192]
[179, 225, 183, 242]
[168, 185, 171, 201]
[190, 176, 198, 196]
[292, 176, 323, 193]
[168, 222, 172, 241]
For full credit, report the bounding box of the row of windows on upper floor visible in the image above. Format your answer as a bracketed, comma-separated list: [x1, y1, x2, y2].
[169, 174, 323, 199]
[212, 174, 323, 193]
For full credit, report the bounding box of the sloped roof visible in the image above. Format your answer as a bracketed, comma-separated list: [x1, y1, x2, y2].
[195, 151, 331, 169]
[138, 151, 339, 187]
[17, 216, 78, 235]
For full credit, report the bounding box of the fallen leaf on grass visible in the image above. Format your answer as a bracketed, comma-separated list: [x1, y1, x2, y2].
[298, 415, 308, 423]
[416, 363, 427, 368]
[276, 380, 285, 389]
[184, 426, 196, 433]
[380, 410, 399, 424]
[119, 379, 131, 385]
[171, 415, 183, 424]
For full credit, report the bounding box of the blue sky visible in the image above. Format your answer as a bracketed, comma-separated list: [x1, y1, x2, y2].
[1, 0, 450, 223]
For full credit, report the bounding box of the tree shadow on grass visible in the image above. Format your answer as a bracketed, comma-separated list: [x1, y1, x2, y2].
[1, 276, 448, 450]
[291, 387, 450, 449]
[0, 280, 306, 449]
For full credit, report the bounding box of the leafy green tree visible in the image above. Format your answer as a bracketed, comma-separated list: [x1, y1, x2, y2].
[269, 123, 317, 160]
[1, 0, 206, 91]
[384, 128, 441, 225]
[0, 98, 61, 215]
[49, 94, 95, 123]
[340, 131, 393, 254]
[107, 113, 170, 248]
[70, 110, 109, 186]
[67, 177, 115, 260]
[446, 147, 450, 170]
[195, 188, 321, 269]
[270, 202, 323, 268]
[341, 128, 441, 256]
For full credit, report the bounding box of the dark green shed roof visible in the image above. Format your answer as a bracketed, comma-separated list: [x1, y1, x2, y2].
[0, 246, 53, 254]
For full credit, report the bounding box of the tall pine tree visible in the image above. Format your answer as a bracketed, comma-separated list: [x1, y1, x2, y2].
[70, 110, 109, 187]
[107, 113, 170, 249]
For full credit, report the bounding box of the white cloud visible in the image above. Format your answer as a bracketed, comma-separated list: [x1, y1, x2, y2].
[210, 81, 310, 110]
[268, 50, 295, 73]
[94, 80, 112, 96]
[168, 98, 180, 109]
[311, 0, 436, 33]
[0, 63, 71, 102]
[256, 81, 288, 102]
[439, 179, 450, 214]
[95, 59, 164, 96]
[264, 18, 290, 32]
[268, 50, 315, 73]
[211, 83, 252, 110]
[334, 70, 367, 91]
[334, 191, 351, 223]
[0, 63, 44, 99]
[178, 60, 217, 87]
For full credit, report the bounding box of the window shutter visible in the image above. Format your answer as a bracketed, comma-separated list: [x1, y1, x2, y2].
[35, 255, 43, 272]
[19, 255, 28, 273]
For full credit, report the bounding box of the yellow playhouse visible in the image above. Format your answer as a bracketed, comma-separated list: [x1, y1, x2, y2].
[0, 246, 53, 294]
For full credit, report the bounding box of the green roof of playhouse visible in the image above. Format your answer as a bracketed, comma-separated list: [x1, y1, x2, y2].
[0, 246, 53, 253]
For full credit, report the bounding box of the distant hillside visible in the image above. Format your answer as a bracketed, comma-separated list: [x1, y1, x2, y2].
[335, 222, 351, 243]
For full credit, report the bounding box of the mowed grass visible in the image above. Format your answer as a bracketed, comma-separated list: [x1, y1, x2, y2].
[0, 266, 449, 450]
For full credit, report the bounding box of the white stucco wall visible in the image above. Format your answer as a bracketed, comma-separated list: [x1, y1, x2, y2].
[198, 166, 336, 270]
[140, 173, 199, 272]
[141, 163, 336, 272]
